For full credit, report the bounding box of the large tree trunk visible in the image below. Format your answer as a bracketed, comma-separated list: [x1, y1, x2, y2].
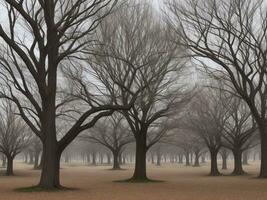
[210, 150, 220, 176]
[38, 137, 61, 189]
[132, 134, 147, 181]
[112, 150, 121, 170]
[6, 156, 14, 176]
[232, 149, 245, 175]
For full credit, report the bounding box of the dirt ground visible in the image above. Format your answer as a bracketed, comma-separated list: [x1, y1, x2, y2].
[0, 161, 267, 200]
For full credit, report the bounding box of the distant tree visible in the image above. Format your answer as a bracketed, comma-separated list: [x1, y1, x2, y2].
[222, 99, 258, 175]
[0, 100, 30, 175]
[167, 0, 267, 178]
[88, 1, 191, 181]
[81, 114, 134, 170]
[28, 136, 42, 169]
[220, 148, 230, 170]
[185, 89, 232, 175]
[0, 0, 137, 189]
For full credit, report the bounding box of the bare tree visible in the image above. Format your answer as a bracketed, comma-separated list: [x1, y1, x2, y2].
[81, 114, 134, 170]
[185, 89, 232, 176]
[167, 0, 267, 178]
[0, 0, 145, 189]
[87, 1, 191, 181]
[170, 130, 195, 166]
[222, 99, 258, 175]
[220, 148, 230, 170]
[27, 136, 42, 170]
[0, 100, 30, 175]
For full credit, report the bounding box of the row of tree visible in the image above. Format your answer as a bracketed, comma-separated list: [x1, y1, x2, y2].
[0, 0, 267, 190]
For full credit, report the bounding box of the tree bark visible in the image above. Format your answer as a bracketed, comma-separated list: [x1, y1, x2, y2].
[38, 138, 61, 189]
[232, 149, 245, 175]
[132, 134, 147, 180]
[210, 150, 220, 176]
[6, 156, 14, 176]
[112, 150, 121, 170]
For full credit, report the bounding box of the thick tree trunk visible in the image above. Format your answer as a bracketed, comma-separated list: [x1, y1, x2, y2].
[232, 149, 245, 175]
[38, 138, 61, 189]
[210, 150, 220, 176]
[112, 150, 121, 170]
[132, 135, 147, 180]
[34, 151, 40, 169]
[6, 156, 14, 176]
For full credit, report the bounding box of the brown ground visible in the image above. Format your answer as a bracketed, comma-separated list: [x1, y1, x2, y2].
[0, 161, 266, 200]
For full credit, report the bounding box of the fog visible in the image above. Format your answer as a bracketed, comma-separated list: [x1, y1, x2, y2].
[0, 0, 266, 199]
